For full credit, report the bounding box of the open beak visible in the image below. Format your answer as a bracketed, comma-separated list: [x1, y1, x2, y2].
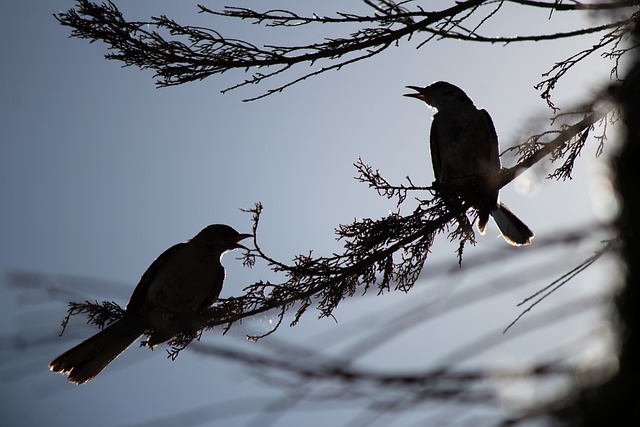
[233, 233, 253, 251]
[403, 85, 428, 102]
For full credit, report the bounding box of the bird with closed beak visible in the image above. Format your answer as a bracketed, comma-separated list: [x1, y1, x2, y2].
[49, 224, 252, 384]
[405, 81, 534, 245]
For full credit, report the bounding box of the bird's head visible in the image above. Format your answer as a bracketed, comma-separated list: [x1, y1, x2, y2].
[404, 81, 474, 110]
[196, 224, 252, 254]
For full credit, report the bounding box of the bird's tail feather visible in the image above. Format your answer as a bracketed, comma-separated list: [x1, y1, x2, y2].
[49, 316, 145, 384]
[490, 202, 534, 246]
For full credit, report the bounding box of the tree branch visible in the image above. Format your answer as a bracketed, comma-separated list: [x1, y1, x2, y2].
[54, 0, 637, 101]
[507, 0, 639, 11]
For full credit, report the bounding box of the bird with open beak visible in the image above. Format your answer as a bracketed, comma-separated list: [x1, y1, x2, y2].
[405, 81, 534, 245]
[49, 224, 252, 384]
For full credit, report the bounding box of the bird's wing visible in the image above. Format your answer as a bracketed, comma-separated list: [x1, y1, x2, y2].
[200, 266, 225, 310]
[476, 108, 501, 232]
[479, 109, 500, 172]
[430, 114, 442, 183]
[126, 242, 186, 311]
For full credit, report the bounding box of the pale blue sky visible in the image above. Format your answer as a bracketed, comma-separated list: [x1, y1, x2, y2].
[1, 1, 622, 426]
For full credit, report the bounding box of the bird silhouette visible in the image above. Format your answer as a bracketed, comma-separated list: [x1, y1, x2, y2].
[49, 224, 251, 384]
[405, 81, 534, 245]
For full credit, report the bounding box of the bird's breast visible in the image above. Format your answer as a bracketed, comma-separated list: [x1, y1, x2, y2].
[433, 108, 495, 186]
[144, 248, 223, 313]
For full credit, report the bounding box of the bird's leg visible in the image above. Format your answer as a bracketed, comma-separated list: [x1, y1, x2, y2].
[435, 183, 474, 238]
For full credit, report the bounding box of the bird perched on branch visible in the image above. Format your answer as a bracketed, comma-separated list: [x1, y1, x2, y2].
[405, 81, 534, 245]
[49, 224, 251, 384]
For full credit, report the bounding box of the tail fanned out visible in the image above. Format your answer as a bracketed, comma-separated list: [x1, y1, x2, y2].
[49, 317, 144, 384]
[489, 202, 534, 246]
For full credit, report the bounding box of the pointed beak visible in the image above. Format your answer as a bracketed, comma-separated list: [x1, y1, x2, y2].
[403, 86, 428, 102]
[233, 233, 253, 251]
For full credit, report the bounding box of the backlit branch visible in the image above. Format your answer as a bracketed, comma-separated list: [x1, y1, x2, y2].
[535, 11, 640, 110]
[54, 0, 638, 101]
